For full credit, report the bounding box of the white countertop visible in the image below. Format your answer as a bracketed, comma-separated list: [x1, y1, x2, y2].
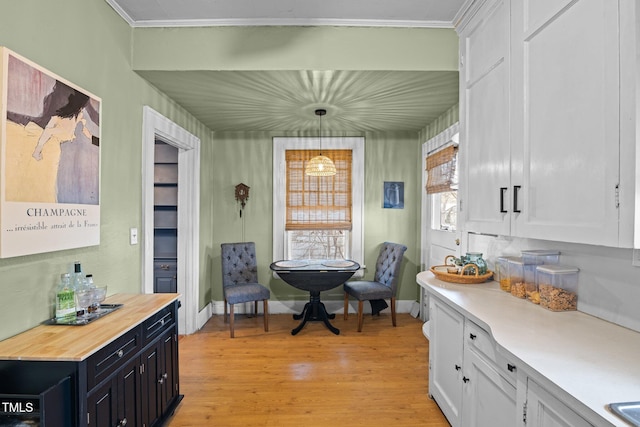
[417, 271, 640, 427]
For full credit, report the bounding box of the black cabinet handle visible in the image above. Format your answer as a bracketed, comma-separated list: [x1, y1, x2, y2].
[463, 376, 470, 383]
[513, 185, 522, 213]
[507, 363, 516, 372]
[455, 364, 461, 371]
[469, 333, 476, 340]
[500, 187, 508, 213]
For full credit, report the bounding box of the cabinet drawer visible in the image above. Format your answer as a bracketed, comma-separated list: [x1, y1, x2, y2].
[87, 326, 141, 391]
[143, 304, 176, 346]
[465, 321, 517, 385]
[154, 260, 177, 274]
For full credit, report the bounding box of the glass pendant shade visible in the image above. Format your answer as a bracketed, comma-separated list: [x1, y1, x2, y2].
[306, 108, 336, 177]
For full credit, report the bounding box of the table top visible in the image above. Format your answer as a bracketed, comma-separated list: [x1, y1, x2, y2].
[270, 259, 360, 272]
[270, 259, 360, 292]
[0, 293, 179, 362]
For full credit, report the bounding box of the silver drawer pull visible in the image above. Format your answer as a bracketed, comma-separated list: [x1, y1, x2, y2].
[160, 264, 170, 270]
[117, 349, 124, 358]
[160, 318, 165, 325]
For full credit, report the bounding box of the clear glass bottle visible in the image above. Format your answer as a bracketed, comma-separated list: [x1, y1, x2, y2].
[55, 273, 76, 322]
[85, 274, 97, 313]
[72, 262, 87, 315]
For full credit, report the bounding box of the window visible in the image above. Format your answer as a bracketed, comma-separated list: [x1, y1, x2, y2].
[426, 135, 459, 232]
[285, 149, 352, 259]
[273, 137, 364, 265]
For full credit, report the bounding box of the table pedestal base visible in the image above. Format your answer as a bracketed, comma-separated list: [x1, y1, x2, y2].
[291, 291, 339, 335]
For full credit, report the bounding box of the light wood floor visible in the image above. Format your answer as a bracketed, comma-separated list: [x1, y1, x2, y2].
[167, 311, 450, 427]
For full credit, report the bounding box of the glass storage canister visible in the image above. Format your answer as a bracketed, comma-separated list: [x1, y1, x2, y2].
[497, 256, 518, 292]
[508, 257, 526, 298]
[523, 262, 540, 304]
[536, 264, 579, 311]
[521, 249, 561, 266]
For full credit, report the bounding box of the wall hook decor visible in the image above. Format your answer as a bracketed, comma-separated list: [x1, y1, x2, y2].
[235, 183, 250, 217]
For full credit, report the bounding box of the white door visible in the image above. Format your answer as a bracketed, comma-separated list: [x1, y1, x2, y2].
[421, 124, 461, 271]
[429, 297, 465, 427]
[510, 0, 623, 246]
[462, 347, 517, 427]
[458, 0, 511, 237]
[526, 380, 594, 427]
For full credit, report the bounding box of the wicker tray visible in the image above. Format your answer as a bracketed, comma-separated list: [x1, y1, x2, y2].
[430, 263, 494, 284]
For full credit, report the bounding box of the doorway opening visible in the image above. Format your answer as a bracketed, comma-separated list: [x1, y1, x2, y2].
[142, 106, 200, 335]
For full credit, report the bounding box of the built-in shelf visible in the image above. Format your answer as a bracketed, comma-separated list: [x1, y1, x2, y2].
[153, 141, 178, 293]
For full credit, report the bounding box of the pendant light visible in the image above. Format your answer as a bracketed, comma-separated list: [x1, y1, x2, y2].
[305, 108, 337, 176]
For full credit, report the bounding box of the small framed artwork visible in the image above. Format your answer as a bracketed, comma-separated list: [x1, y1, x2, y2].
[383, 181, 404, 209]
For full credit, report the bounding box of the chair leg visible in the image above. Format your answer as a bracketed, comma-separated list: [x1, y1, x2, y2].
[357, 300, 364, 332]
[344, 292, 349, 320]
[254, 300, 258, 316]
[229, 304, 235, 338]
[224, 299, 228, 323]
[263, 300, 269, 332]
[391, 297, 397, 327]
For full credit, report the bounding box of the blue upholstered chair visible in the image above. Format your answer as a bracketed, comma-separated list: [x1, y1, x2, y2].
[221, 242, 270, 338]
[343, 242, 407, 332]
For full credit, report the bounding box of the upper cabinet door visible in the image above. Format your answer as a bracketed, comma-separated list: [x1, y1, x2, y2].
[458, 0, 512, 236]
[510, 0, 625, 246]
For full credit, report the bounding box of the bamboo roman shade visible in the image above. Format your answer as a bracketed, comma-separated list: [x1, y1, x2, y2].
[426, 145, 458, 194]
[285, 149, 352, 230]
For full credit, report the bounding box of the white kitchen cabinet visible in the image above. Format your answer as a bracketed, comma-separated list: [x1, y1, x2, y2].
[457, 0, 512, 236]
[457, 0, 635, 247]
[428, 296, 518, 427]
[428, 297, 464, 426]
[510, 0, 632, 247]
[462, 347, 517, 427]
[525, 380, 594, 427]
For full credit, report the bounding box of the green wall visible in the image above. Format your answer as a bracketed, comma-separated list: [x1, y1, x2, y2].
[210, 131, 421, 303]
[0, 0, 457, 341]
[0, 0, 214, 340]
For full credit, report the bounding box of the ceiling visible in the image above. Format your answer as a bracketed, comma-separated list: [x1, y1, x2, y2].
[106, 0, 466, 133]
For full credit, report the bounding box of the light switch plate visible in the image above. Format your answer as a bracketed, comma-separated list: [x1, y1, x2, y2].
[130, 227, 138, 245]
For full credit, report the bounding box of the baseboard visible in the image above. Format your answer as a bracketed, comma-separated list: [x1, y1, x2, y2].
[203, 299, 416, 316]
[193, 299, 417, 334]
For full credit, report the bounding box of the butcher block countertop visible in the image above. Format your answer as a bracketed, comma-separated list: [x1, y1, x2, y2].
[0, 293, 179, 362]
[417, 271, 640, 427]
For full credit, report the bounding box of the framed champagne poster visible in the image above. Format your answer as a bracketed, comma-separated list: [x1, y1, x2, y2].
[0, 47, 101, 258]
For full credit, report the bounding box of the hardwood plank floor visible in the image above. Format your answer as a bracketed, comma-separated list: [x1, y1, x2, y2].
[167, 312, 450, 426]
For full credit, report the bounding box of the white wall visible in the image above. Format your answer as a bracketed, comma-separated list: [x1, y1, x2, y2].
[466, 233, 640, 333]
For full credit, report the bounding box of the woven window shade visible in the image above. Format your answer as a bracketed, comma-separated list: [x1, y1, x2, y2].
[286, 149, 352, 230]
[426, 145, 458, 194]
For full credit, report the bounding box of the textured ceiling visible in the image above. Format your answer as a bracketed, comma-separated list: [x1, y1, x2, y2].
[138, 69, 459, 133]
[107, 0, 464, 133]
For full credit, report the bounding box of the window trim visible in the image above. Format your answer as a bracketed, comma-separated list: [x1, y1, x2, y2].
[273, 137, 364, 267]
